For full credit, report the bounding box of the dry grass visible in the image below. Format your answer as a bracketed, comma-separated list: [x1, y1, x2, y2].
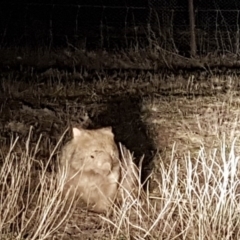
[0, 128, 75, 240]
[1, 94, 240, 239]
[1, 45, 240, 72]
[1, 65, 240, 238]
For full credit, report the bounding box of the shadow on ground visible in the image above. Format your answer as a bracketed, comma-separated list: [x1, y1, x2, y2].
[91, 94, 156, 184]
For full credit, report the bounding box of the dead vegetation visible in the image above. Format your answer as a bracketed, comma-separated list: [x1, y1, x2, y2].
[2, 45, 240, 72]
[1, 58, 240, 239]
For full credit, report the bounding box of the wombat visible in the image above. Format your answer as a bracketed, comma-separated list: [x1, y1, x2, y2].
[60, 127, 120, 213]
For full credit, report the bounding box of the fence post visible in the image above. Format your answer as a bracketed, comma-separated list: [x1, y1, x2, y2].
[188, 0, 197, 57]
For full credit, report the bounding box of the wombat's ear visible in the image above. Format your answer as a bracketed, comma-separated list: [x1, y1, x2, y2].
[72, 127, 83, 138]
[100, 127, 113, 136]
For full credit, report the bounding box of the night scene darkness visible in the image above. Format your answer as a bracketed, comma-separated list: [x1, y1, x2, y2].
[1, 0, 240, 239]
[1, 0, 240, 50]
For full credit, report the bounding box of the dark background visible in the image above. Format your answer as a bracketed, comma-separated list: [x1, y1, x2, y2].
[0, 0, 239, 51]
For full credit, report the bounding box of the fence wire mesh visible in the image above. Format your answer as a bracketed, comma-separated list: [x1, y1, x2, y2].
[1, 1, 240, 53]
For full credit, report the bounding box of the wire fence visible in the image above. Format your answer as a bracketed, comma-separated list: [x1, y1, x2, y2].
[1, 1, 240, 53]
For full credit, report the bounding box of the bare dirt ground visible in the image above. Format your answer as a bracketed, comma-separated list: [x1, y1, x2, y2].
[1, 49, 240, 239]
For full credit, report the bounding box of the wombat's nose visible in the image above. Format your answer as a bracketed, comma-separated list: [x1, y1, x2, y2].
[94, 161, 111, 175]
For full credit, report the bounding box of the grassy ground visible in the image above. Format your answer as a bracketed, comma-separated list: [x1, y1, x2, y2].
[1, 53, 240, 239]
[1, 45, 240, 71]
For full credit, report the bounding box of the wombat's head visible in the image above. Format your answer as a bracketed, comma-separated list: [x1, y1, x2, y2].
[65, 127, 120, 175]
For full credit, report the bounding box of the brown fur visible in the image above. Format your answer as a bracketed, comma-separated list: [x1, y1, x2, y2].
[60, 127, 120, 213]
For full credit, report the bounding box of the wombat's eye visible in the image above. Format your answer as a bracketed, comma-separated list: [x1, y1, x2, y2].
[90, 155, 94, 159]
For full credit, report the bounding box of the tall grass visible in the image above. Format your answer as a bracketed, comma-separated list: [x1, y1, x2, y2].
[0, 130, 239, 239]
[0, 130, 74, 240]
[101, 137, 240, 239]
